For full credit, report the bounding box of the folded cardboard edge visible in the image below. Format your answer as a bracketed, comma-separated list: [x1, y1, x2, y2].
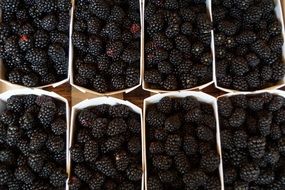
[143, 91, 224, 190]
[69, 0, 143, 96]
[214, 0, 285, 93]
[70, 97, 144, 190]
[0, 88, 70, 190]
[142, 0, 215, 93]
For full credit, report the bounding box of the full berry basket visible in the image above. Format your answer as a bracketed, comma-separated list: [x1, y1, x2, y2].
[213, 0, 285, 93]
[217, 90, 285, 189]
[142, 0, 214, 93]
[0, 88, 70, 189]
[143, 91, 224, 190]
[69, 97, 144, 189]
[70, 0, 143, 96]
[0, 1, 73, 89]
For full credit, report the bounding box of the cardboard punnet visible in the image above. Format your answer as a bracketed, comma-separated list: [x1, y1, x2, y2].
[143, 91, 224, 190]
[69, 97, 144, 190]
[70, 0, 143, 96]
[214, 0, 285, 93]
[0, 2, 73, 89]
[142, 0, 214, 93]
[0, 88, 70, 190]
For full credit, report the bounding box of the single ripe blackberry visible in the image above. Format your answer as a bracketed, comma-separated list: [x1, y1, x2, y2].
[183, 135, 198, 155]
[95, 157, 117, 177]
[126, 164, 142, 181]
[111, 76, 126, 90]
[115, 151, 129, 172]
[164, 115, 181, 132]
[89, 0, 110, 20]
[128, 137, 141, 154]
[125, 67, 140, 88]
[69, 176, 81, 190]
[51, 118, 66, 135]
[70, 144, 84, 163]
[147, 177, 163, 190]
[174, 152, 190, 174]
[74, 164, 92, 182]
[29, 129, 47, 151]
[228, 108, 246, 128]
[230, 57, 249, 76]
[165, 134, 181, 156]
[233, 130, 248, 148]
[107, 118, 127, 136]
[184, 107, 202, 123]
[240, 163, 260, 182]
[109, 104, 130, 118]
[89, 172, 105, 190]
[8, 69, 24, 84]
[152, 155, 172, 170]
[248, 137, 266, 159]
[0, 165, 12, 185]
[49, 168, 67, 187]
[22, 74, 39, 87]
[101, 136, 124, 153]
[200, 151, 220, 173]
[6, 125, 21, 146]
[84, 140, 99, 162]
[144, 70, 162, 84]
[28, 153, 45, 173]
[156, 97, 173, 114]
[38, 102, 57, 125]
[92, 75, 108, 93]
[183, 170, 208, 189]
[14, 166, 35, 184]
[46, 135, 65, 153]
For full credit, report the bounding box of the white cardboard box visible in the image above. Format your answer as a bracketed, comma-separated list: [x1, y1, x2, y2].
[0, 88, 70, 190]
[214, 0, 285, 93]
[70, 97, 144, 190]
[143, 91, 224, 190]
[142, 0, 214, 93]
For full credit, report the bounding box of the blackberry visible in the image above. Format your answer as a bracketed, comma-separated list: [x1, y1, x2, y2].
[8, 69, 24, 84]
[89, 173, 105, 190]
[70, 144, 84, 163]
[248, 137, 266, 159]
[14, 166, 35, 184]
[6, 125, 21, 146]
[77, 109, 96, 128]
[121, 49, 140, 63]
[22, 74, 39, 87]
[185, 107, 202, 122]
[115, 151, 129, 172]
[258, 111, 272, 136]
[0, 0, 19, 12]
[153, 127, 166, 141]
[200, 151, 220, 173]
[127, 117, 141, 135]
[0, 165, 12, 185]
[196, 13, 212, 33]
[147, 177, 163, 190]
[72, 32, 87, 51]
[231, 57, 249, 76]
[51, 118, 66, 135]
[233, 130, 248, 148]
[183, 135, 198, 155]
[128, 137, 141, 154]
[25, 48, 48, 65]
[126, 164, 141, 181]
[217, 20, 238, 36]
[218, 97, 233, 118]
[29, 130, 47, 151]
[232, 77, 248, 91]
[58, 0, 71, 11]
[165, 134, 181, 156]
[175, 35, 191, 53]
[149, 141, 164, 154]
[69, 176, 81, 190]
[179, 74, 198, 89]
[152, 155, 172, 170]
[38, 102, 57, 125]
[164, 115, 181, 132]
[91, 118, 108, 139]
[46, 135, 65, 153]
[268, 95, 284, 112]
[183, 170, 207, 188]
[271, 62, 285, 81]
[256, 170, 275, 185]
[101, 136, 124, 153]
[74, 164, 92, 182]
[89, 0, 110, 20]
[246, 53, 260, 67]
[144, 70, 162, 84]
[41, 15, 58, 31]
[270, 35, 283, 53]
[84, 140, 99, 162]
[228, 108, 246, 128]
[92, 75, 108, 93]
[111, 76, 126, 90]
[49, 168, 67, 187]
[240, 163, 260, 182]
[95, 157, 117, 177]
[174, 152, 190, 174]
[158, 170, 176, 183]
[146, 108, 165, 127]
[197, 126, 214, 141]
[0, 149, 15, 164]
[153, 33, 173, 50]
[28, 153, 45, 173]
[224, 167, 237, 185]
